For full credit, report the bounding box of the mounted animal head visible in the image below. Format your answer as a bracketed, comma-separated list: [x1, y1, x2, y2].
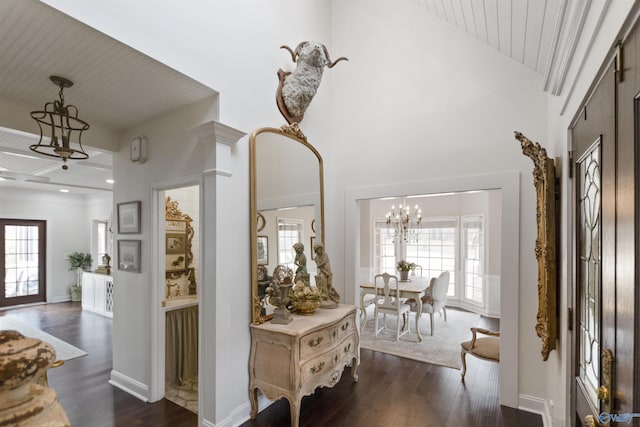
[276, 41, 348, 124]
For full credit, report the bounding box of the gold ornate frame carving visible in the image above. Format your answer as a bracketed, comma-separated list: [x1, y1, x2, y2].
[515, 131, 557, 361]
[165, 197, 196, 292]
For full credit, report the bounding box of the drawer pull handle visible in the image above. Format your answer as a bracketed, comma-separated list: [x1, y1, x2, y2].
[309, 336, 323, 347]
[341, 322, 349, 331]
[310, 361, 325, 374]
[344, 343, 352, 353]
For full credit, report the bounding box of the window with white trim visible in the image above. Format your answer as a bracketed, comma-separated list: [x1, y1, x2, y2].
[277, 218, 303, 270]
[373, 219, 397, 274]
[405, 219, 457, 297]
[462, 215, 484, 305]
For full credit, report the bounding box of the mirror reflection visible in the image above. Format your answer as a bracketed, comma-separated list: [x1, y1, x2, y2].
[250, 126, 324, 323]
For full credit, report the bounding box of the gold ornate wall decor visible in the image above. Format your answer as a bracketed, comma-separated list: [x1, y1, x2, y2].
[514, 131, 557, 361]
[165, 197, 196, 295]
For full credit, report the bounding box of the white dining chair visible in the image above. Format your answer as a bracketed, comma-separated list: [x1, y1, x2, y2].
[373, 273, 411, 341]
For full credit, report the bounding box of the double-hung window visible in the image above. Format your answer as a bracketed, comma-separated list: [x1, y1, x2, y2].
[462, 215, 484, 305]
[405, 218, 457, 297]
[373, 214, 486, 308]
[277, 218, 303, 270]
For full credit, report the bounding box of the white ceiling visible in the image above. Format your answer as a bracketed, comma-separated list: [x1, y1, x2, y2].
[0, 0, 216, 195]
[416, 0, 585, 94]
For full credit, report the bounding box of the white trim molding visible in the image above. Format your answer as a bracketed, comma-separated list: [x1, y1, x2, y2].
[519, 394, 553, 427]
[109, 370, 149, 402]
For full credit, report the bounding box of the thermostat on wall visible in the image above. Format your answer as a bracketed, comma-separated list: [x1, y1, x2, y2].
[130, 136, 147, 163]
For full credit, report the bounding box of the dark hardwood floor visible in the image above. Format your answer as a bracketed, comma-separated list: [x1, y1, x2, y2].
[1, 302, 197, 427]
[1, 303, 540, 427]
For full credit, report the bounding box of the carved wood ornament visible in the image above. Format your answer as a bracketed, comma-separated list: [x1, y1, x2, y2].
[515, 131, 557, 361]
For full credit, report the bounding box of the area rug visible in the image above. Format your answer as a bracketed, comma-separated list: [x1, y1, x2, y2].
[359, 306, 480, 369]
[0, 315, 87, 361]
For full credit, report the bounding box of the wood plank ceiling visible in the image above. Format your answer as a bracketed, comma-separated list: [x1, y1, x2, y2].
[0, 0, 216, 194]
[416, 0, 586, 95]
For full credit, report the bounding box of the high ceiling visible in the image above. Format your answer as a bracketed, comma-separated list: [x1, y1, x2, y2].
[0, 0, 216, 195]
[0, 0, 583, 196]
[417, 0, 585, 94]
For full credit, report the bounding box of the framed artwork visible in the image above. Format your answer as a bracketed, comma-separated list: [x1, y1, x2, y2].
[117, 201, 141, 234]
[310, 236, 316, 260]
[166, 233, 186, 254]
[166, 219, 187, 232]
[118, 240, 141, 273]
[257, 235, 268, 265]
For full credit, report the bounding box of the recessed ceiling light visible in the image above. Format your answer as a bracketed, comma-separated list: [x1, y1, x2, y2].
[106, 179, 114, 184]
[60, 189, 69, 193]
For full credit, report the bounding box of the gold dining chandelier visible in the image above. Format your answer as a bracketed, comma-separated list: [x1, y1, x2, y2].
[30, 75, 90, 170]
[386, 203, 422, 242]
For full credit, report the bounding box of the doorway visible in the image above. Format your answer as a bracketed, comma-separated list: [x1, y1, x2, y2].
[0, 219, 46, 307]
[156, 184, 201, 414]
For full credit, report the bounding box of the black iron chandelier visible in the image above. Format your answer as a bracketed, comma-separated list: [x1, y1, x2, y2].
[30, 75, 90, 170]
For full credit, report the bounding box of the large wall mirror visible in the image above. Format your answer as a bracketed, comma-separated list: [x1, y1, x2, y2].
[250, 125, 325, 324]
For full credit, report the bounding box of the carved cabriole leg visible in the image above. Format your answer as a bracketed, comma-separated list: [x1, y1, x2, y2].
[289, 397, 301, 427]
[249, 387, 258, 418]
[443, 306, 447, 322]
[351, 356, 359, 382]
[415, 298, 423, 342]
[461, 351, 467, 380]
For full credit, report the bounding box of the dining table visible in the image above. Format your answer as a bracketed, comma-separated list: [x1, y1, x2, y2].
[359, 275, 431, 342]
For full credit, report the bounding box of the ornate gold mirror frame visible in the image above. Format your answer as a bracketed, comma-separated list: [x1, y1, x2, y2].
[515, 131, 557, 361]
[250, 124, 325, 324]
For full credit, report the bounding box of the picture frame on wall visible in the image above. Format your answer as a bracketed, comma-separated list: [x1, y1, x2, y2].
[117, 201, 141, 234]
[118, 240, 141, 273]
[166, 233, 186, 254]
[257, 236, 268, 265]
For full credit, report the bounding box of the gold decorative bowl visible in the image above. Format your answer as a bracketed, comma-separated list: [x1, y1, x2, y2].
[292, 299, 321, 315]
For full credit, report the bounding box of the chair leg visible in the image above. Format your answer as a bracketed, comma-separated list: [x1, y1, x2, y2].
[429, 313, 434, 336]
[461, 351, 467, 380]
[442, 306, 447, 322]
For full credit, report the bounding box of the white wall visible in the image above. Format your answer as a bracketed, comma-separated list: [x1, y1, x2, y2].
[331, 0, 546, 409]
[0, 187, 107, 302]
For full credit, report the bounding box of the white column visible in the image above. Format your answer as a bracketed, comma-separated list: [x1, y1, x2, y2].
[189, 120, 245, 425]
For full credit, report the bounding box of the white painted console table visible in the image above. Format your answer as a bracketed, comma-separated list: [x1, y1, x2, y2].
[249, 304, 359, 427]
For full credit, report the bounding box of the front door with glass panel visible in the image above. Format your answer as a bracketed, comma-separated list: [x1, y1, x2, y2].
[572, 51, 638, 424]
[0, 219, 46, 307]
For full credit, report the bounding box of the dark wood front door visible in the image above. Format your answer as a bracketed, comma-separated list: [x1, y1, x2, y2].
[571, 22, 640, 425]
[0, 219, 46, 307]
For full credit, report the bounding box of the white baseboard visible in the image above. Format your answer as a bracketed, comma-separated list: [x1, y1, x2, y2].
[519, 394, 552, 427]
[49, 295, 71, 303]
[213, 393, 274, 427]
[109, 370, 149, 402]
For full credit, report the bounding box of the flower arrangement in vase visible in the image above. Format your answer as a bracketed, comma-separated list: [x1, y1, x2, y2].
[396, 259, 415, 281]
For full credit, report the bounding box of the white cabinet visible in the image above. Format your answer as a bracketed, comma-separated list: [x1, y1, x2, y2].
[82, 272, 114, 318]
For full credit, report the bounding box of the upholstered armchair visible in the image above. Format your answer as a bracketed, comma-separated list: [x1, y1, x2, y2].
[460, 327, 500, 380]
[406, 271, 450, 336]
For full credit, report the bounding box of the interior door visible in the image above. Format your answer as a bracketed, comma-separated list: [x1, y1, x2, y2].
[0, 219, 46, 307]
[571, 28, 639, 425]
